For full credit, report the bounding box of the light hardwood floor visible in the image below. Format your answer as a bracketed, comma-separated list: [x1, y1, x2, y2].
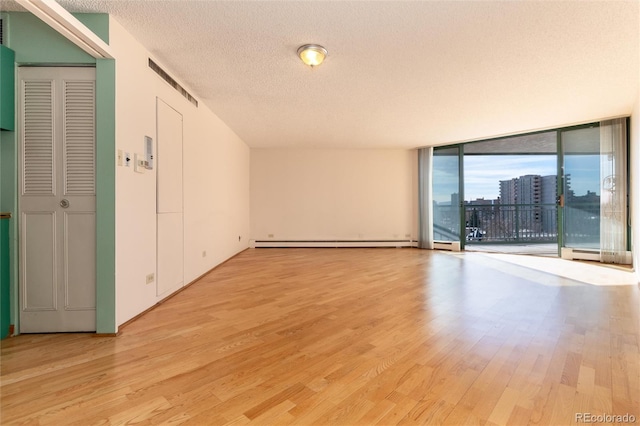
[1, 248, 638, 425]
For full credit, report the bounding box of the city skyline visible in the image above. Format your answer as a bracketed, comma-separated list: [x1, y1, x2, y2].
[464, 156, 556, 201]
[433, 155, 601, 204]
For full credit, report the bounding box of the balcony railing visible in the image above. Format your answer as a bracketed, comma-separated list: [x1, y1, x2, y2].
[463, 203, 557, 243]
[434, 202, 602, 245]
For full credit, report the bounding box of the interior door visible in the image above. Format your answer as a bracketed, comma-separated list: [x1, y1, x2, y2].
[18, 67, 96, 333]
[156, 98, 184, 297]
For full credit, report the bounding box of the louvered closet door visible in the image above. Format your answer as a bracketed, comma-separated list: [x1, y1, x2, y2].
[19, 67, 96, 333]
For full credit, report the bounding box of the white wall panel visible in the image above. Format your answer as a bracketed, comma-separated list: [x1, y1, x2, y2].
[250, 149, 417, 242]
[156, 99, 183, 214]
[109, 18, 250, 326]
[157, 212, 184, 296]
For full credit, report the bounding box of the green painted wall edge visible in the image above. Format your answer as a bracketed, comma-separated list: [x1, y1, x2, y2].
[0, 129, 17, 340]
[0, 216, 10, 338]
[0, 46, 16, 131]
[0, 43, 16, 339]
[96, 59, 116, 334]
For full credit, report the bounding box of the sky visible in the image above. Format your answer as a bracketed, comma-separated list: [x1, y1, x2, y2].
[433, 154, 601, 203]
[464, 155, 556, 200]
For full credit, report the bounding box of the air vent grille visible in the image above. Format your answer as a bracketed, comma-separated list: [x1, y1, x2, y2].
[23, 80, 55, 195]
[64, 80, 96, 195]
[148, 59, 198, 107]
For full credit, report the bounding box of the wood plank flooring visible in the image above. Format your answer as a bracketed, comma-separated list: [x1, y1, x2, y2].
[1, 248, 639, 425]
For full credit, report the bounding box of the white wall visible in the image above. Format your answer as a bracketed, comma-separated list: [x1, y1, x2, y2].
[110, 18, 250, 326]
[250, 149, 417, 242]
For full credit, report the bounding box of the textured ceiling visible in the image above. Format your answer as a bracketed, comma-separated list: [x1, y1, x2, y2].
[5, 1, 640, 148]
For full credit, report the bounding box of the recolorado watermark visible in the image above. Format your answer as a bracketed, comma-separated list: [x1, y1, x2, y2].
[576, 413, 636, 423]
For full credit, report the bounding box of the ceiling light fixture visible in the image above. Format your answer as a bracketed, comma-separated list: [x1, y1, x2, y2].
[297, 44, 328, 68]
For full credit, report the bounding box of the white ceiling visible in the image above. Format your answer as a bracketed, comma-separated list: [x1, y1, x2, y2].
[6, 1, 640, 148]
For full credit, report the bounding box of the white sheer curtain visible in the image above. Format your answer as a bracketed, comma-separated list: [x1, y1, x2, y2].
[418, 147, 433, 249]
[600, 118, 628, 263]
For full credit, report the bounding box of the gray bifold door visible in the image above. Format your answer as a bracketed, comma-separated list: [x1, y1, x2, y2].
[18, 67, 96, 333]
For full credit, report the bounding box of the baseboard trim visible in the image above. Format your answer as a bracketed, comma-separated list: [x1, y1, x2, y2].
[433, 241, 461, 252]
[252, 240, 417, 248]
[560, 247, 633, 264]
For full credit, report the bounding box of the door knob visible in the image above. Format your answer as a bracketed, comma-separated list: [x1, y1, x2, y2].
[60, 199, 70, 208]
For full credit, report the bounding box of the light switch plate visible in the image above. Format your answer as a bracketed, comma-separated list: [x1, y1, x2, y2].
[134, 153, 146, 173]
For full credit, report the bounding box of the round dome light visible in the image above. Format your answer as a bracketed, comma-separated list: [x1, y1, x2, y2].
[297, 44, 328, 68]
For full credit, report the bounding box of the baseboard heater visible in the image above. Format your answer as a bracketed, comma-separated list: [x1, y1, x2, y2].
[251, 240, 417, 248]
[561, 247, 633, 264]
[433, 241, 461, 252]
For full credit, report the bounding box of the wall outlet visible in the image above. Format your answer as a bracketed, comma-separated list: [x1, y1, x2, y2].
[202, 250, 207, 258]
[117, 150, 123, 166]
[146, 273, 154, 284]
[125, 152, 131, 167]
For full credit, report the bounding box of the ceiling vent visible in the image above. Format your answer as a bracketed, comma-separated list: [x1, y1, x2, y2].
[148, 58, 198, 107]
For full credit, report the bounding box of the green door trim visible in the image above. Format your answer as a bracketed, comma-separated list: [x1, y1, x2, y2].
[95, 59, 116, 334]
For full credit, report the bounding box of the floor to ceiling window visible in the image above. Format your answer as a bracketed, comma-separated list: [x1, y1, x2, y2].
[430, 119, 630, 263]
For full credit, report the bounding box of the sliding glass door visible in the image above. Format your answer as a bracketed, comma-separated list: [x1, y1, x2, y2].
[559, 119, 629, 262]
[463, 132, 557, 250]
[432, 147, 462, 245]
[559, 125, 601, 250]
[429, 119, 629, 262]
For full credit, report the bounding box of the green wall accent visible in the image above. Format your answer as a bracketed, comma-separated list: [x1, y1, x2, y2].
[7, 13, 96, 64]
[1, 213, 10, 339]
[0, 21, 17, 338]
[3, 11, 116, 335]
[74, 14, 109, 45]
[0, 46, 15, 131]
[96, 59, 117, 334]
[0, 129, 17, 339]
